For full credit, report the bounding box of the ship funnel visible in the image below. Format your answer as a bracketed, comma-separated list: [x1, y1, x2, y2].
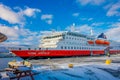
[90, 29, 93, 36]
[97, 33, 107, 39]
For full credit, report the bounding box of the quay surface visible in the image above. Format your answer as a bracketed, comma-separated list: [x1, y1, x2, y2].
[30, 54, 120, 67]
[0, 54, 120, 80]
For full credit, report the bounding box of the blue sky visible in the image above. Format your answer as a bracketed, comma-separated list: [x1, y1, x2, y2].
[0, 0, 120, 45]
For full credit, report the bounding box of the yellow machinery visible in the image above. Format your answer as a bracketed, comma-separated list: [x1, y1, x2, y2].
[105, 59, 112, 65]
[8, 60, 32, 68]
[68, 64, 73, 68]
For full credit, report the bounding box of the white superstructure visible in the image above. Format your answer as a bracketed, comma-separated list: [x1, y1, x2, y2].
[40, 31, 107, 50]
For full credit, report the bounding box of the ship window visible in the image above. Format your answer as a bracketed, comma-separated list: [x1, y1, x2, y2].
[28, 48, 31, 50]
[63, 36, 65, 39]
[71, 47, 73, 49]
[74, 47, 76, 49]
[80, 47, 81, 49]
[82, 47, 83, 49]
[61, 46, 63, 49]
[19, 48, 21, 50]
[65, 46, 66, 49]
[68, 47, 70, 49]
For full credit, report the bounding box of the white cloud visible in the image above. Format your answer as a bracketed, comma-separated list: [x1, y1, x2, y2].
[22, 7, 41, 17]
[104, 3, 113, 10]
[72, 13, 80, 17]
[41, 14, 53, 20]
[0, 4, 23, 24]
[80, 18, 93, 21]
[88, 18, 93, 21]
[76, 0, 105, 6]
[118, 19, 120, 21]
[106, 1, 120, 16]
[0, 3, 41, 25]
[0, 24, 40, 45]
[0, 24, 19, 40]
[41, 14, 53, 24]
[65, 23, 120, 42]
[0, 4, 41, 45]
[66, 24, 92, 34]
[46, 20, 52, 24]
[80, 18, 87, 20]
[91, 22, 104, 26]
[105, 23, 120, 42]
[75, 25, 92, 33]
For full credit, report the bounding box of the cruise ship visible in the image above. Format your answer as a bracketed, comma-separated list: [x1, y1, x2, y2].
[9, 30, 120, 58]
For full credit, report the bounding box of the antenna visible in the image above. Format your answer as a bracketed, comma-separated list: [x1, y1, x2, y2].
[70, 23, 75, 32]
[90, 29, 93, 36]
[73, 23, 75, 26]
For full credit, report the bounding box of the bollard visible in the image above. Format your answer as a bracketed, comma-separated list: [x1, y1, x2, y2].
[105, 59, 112, 65]
[68, 64, 73, 68]
[48, 58, 50, 60]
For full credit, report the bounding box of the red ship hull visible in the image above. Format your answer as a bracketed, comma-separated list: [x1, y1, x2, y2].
[11, 50, 120, 58]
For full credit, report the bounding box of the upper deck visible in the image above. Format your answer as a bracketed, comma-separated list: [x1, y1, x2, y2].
[40, 31, 105, 50]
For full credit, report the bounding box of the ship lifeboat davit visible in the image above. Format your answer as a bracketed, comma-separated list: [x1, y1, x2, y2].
[95, 39, 104, 45]
[104, 41, 110, 45]
[88, 40, 94, 44]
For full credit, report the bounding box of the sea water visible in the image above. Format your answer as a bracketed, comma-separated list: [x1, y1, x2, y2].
[0, 57, 23, 71]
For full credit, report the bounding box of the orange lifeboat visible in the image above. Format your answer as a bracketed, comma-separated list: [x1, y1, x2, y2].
[104, 41, 110, 45]
[87, 40, 94, 44]
[95, 39, 104, 45]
